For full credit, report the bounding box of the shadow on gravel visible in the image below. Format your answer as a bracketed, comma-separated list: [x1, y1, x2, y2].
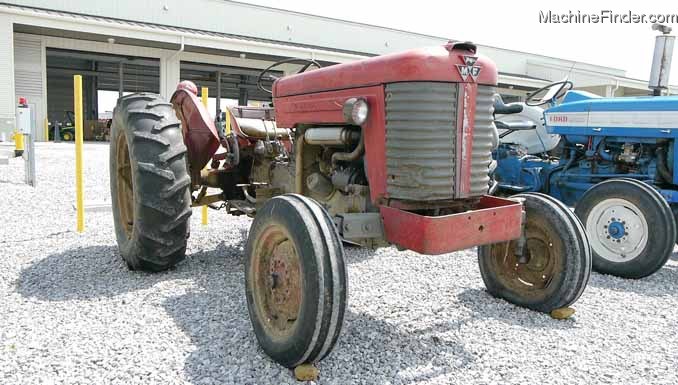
[164, 294, 477, 385]
[15, 240, 477, 384]
[16, 245, 164, 301]
[322, 310, 476, 383]
[456, 288, 579, 330]
[587, 267, 678, 298]
[161, 240, 291, 384]
[15, 242, 244, 302]
[0, 178, 27, 186]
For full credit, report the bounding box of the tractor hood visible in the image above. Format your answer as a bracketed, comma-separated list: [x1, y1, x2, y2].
[545, 91, 678, 138]
[548, 90, 678, 113]
[273, 44, 498, 97]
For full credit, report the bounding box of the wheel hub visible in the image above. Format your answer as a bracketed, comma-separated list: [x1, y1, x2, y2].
[607, 220, 625, 239]
[253, 228, 303, 338]
[491, 216, 560, 294]
[586, 198, 648, 262]
[267, 240, 301, 321]
[513, 237, 555, 288]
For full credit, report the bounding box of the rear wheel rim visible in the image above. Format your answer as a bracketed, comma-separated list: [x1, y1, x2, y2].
[115, 132, 134, 238]
[585, 198, 648, 262]
[252, 225, 302, 339]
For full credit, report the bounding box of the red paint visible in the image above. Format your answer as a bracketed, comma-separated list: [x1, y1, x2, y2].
[170, 89, 220, 173]
[274, 86, 388, 202]
[273, 46, 497, 98]
[272, 44, 514, 254]
[380, 196, 523, 255]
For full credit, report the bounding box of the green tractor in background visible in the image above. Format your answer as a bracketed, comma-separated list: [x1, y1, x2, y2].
[49, 111, 75, 141]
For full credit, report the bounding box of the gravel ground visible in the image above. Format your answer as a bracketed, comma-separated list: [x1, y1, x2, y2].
[1, 142, 678, 385]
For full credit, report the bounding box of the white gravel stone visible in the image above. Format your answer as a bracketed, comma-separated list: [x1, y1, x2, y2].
[1, 142, 678, 384]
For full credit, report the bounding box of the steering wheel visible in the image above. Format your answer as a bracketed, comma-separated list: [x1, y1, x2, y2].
[525, 80, 573, 106]
[257, 58, 322, 94]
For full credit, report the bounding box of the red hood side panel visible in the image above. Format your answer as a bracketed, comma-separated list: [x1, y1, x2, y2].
[273, 46, 497, 97]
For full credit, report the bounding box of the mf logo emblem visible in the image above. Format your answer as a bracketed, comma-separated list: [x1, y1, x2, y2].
[456, 55, 482, 82]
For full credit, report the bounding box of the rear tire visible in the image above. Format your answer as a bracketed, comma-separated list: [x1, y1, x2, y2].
[672, 204, 678, 245]
[109, 93, 191, 272]
[479, 193, 591, 312]
[575, 179, 675, 279]
[245, 194, 347, 368]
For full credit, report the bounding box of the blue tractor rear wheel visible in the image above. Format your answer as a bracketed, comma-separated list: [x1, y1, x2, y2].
[575, 179, 676, 279]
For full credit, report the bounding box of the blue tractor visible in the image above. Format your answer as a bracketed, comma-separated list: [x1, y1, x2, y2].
[493, 24, 678, 279]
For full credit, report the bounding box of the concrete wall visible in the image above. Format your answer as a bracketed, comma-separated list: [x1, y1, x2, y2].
[0, 14, 15, 140]
[5, 30, 304, 141]
[14, 33, 46, 140]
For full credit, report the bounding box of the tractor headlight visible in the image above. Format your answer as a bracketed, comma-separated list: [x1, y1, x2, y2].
[343, 98, 369, 125]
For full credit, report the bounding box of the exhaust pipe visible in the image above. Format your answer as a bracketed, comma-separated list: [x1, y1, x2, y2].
[649, 24, 675, 96]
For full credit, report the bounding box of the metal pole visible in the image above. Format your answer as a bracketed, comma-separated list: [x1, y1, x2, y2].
[215, 71, 221, 117]
[201, 87, 209, 226]
[24, 132, 35, 186]
[238, 86, 248, 106]
[74, 75, 85, 233]
[118, 62, 124, 98]
[91, 61, 98, 121]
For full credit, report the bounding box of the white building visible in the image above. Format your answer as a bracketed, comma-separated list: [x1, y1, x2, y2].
[0, 0, 674, 140]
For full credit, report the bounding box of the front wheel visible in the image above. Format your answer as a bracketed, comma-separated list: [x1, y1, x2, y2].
[575, 179, 675, 279]
[245, 194, 347, 368]
[479, 193, 591, 312]
[61, 130, 74, 141]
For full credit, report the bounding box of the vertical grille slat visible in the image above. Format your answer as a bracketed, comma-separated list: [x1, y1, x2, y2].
[470, 85, 497, 195]
[386, 82, 458, 200]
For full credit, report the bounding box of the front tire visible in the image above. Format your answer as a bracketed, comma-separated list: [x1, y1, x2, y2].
[109, 93, 192, 272]
[61, 130, 74, 141]
[479, 193, 591, 312]
[575, 179, 675, 279]
[245, 194, 347, 368]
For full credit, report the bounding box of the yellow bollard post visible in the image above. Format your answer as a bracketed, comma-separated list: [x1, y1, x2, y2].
[44, 117, 49, 142]
[74, 75, 85, 233]
[13, 130, 24, 157]
[225, 107, 231, 135]
[200, 87, 209, 226]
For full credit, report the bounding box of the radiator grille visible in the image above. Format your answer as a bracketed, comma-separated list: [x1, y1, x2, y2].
[470, 85, 496, 196]
[385, 82, 458, 200]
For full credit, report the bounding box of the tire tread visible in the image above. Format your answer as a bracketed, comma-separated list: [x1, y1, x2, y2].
[109, 93, 191, 272]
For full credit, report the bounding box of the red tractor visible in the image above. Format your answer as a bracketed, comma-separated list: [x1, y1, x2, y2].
[109, 41, 591, 368]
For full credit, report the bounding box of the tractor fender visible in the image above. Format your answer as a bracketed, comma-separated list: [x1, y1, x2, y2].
[170, 82, 220, 178]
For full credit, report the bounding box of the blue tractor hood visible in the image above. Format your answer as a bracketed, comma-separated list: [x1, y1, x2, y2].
[544, 90, 678, 139]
